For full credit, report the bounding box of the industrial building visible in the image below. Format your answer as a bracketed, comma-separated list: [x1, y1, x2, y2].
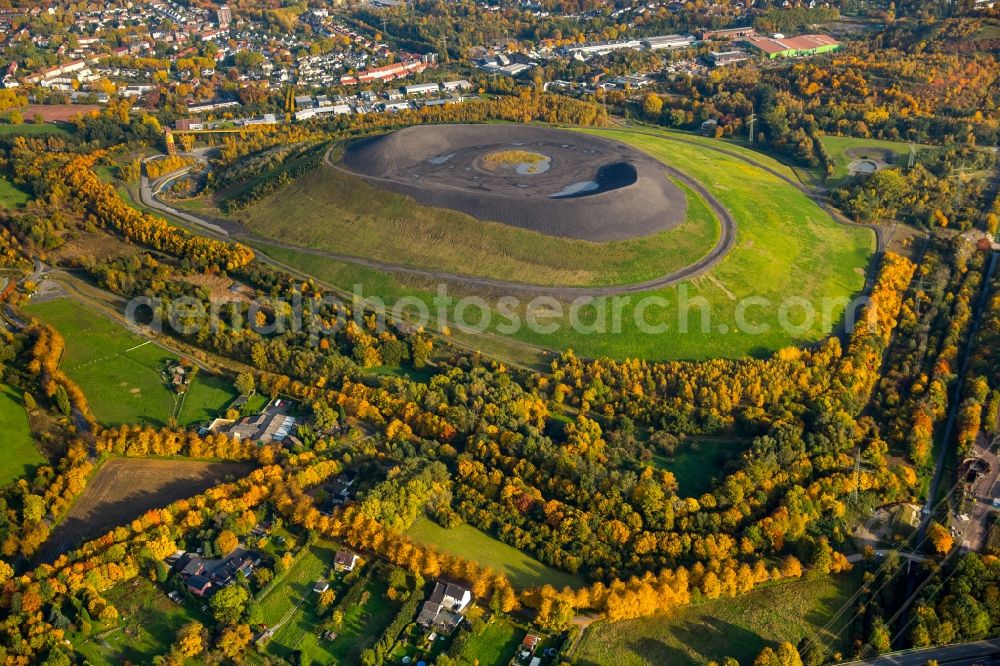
[403, 82, 440, 96]
[699, 26, 757, 41]
[743, 34, 841, 59]
[708, 50, 751, 67]
[560, 34, 694, 59]
[562, 39, 642, 58]
[640, 34, 694, 50]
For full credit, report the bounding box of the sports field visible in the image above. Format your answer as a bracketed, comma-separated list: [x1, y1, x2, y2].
[575, 573, 860, 666]
[24, 298, 236, 427]
[252, 125, 874, 361]
[0, 383, 44, 486]
[408, 517, 584, 589]
[0, 121, 71, 136]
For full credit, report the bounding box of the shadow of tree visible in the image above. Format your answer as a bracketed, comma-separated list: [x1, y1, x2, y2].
[577, 616, 769, 666]
[38, 461, 254, 563]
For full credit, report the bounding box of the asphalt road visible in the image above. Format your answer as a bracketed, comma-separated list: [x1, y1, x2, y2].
[141, 171, 233, 237]
[922, 250, 999, 528]
[845, 549, 928, 564]
[27, 257, 44, 284]
[838, 638, 1000, 666]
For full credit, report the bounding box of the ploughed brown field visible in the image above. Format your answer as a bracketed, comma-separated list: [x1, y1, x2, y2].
[19, 104, 101, 122]
[38, 458, 254, 562]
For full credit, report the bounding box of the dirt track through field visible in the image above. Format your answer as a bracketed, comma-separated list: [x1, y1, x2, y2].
[37, 458, 254, 563]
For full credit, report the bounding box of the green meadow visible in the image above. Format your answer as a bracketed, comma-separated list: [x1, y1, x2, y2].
[0, 384, 44, 485]
[576, 573, 860, 666]
[25, 298, 236, 427]
[252, 125, 874, 361]
[408, 518, 584, 589]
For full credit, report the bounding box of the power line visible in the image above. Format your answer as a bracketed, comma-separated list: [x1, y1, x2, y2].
[803, 478, 965, 659]
[887, 557, 963, 649]
[854, 503, 983, 663]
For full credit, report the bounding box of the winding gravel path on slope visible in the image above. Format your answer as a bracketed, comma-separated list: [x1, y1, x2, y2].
[145, 125, 878, 298]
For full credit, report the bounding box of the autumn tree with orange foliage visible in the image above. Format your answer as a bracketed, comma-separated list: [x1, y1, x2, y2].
[61, 153, 254, 273]
[928, 522, 954, 556]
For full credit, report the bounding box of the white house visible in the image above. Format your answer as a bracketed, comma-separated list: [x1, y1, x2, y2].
[403, 82, 440, 96]
[334, 550, 359, 571]
[417, 581, 473, 630]
[442, 79, 471, 91]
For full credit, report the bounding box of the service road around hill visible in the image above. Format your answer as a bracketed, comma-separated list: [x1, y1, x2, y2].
[145, 135, 735, 297]
[145, 125, 880, 299]
[139, 125, 877, 362]
[290, 141, 736, 298]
